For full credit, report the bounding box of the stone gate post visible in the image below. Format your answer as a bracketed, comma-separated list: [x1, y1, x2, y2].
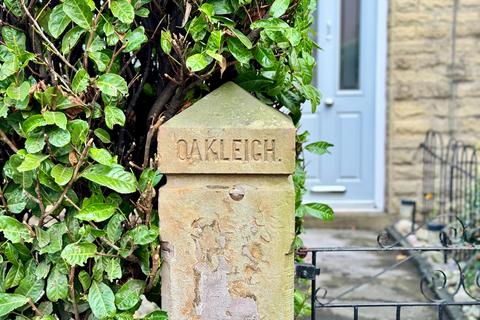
[157, 82, 296, 319]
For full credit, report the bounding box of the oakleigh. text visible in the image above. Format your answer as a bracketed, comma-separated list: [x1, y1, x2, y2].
[175, 138, 277, 162]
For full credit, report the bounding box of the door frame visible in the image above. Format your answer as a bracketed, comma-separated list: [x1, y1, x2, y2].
[309, 0, 388, 212]
[373, 0, 388, 212]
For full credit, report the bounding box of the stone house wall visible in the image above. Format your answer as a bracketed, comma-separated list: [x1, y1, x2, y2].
[387, 0, 480, 214]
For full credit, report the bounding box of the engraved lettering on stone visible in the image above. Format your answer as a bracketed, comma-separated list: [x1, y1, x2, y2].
[252, 140, 262, 161]
[264, 139, 275, 161]
[176, 138, 277, 162]
[190, 139, 202, 160]
[232, 139, 242, 160]
[176, 139, 188, 160]
[205, 139, 219, 160]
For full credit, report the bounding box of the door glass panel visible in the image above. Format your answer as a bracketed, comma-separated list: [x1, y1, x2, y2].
[339, 0, 360, 90]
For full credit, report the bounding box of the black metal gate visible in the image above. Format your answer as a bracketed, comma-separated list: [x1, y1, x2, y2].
[296, 131, 480, 320]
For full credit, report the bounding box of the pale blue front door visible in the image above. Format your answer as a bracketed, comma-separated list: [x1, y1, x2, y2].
[302, 0, 380, 209]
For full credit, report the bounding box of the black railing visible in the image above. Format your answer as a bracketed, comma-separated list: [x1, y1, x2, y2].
[420, 130, 479, 230]
[296, 131, 480, 320]
[297, 219, 480, 320]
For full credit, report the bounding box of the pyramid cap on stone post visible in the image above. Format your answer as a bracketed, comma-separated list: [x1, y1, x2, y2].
[157, 82, 296, 174]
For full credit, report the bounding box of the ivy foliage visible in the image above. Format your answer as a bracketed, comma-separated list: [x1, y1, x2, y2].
[0, 0, 330, 318]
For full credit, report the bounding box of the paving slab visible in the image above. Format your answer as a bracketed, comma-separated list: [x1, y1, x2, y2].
[302, 229, 441, 320]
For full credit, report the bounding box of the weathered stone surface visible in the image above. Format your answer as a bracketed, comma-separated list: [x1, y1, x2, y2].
[157, 82, 295, 319]
[157, 82, 296, 174]
[159, 176, 295, 320]
[387, 0, 480, 214]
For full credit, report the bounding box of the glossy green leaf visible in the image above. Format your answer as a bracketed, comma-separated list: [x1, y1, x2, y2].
[4, 188, 27, 213]
[23, 115, 47, 134]
[39, 223, 66, 254]
[61, 27, 85, 54]
[89, 51, 110, 71]
[4, 263, 24, 289]
[298, 203, 334, 221]
[105, 105, 126, 129]
[6, 81, 30, 101]
[97, 73, 128, 96]
[17, 153, 49, 172]
[94, 128, 111, 143]
[0, 216, 32, 243]
[14, 275, 45, 303]
[226, 38, 252, 65]
[63, 0, 93, 30]
[111, 0, 135, 24]
[130, 225, 158, 245]
[79, 270, 92, 291]
[254, 46, 276, 68]
[61, 242, 97, 266]
[160, 30, 172, 54]
[105, 258, 122, 282]
[2, 27, 26, 55]
[43, 111, 67, 130]
[228, 27, 253, 49]
[48, 4, 72, 38]
[36, 261, 51, 280]
[269, 0, 291, 18]
[142, 311, 168, 320]
[199, 3, 215, 17]
[138, 168, 163, 192]
[4, 0, 22, 17]
[46, 267, 68, 302]
[114, 279, 144, 310]
[186, 53, 209, 72]
[25, 131, 46, 154]
[50, 164, 74, 186]
[81, 164, 137, 194]
[304, 141, 333, 155]
[124, 26, 148, 52]
[206, 30, 222, 51]
[76, 203, 117, 222]
[46, 127, 71, 147]
[105, 214, 124, 243]
[72, 68, 90, 93]
[0, 293, 29, 317]
[89, 148, 116, 166]
[250, 18, 290, 31]
[68, 119, 89, 146]
[88, 281, 116, 319]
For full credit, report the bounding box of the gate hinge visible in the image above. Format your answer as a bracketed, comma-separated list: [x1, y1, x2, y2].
[295, 263, 320, 280]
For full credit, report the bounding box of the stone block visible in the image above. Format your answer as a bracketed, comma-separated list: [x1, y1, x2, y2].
[157, 82, 295, 320]
[158, 82, 295, 174]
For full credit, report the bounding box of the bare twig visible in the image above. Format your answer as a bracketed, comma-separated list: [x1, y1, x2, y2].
[69, 266, 80, 320]
[146, 246, 161, 292]
[39, 138, 94, 226]
[35, 179, 46, 216]
[83, 0, 109, 69]
[0, 187, 8, 211]
[20, 0, 78, 72]
[143, 115, 166, 168]
[0, 128, 18, 153]
[27, 299, 43, 317]
[146, 81, 177, 125]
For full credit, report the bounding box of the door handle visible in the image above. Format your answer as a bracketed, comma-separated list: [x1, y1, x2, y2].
[324, 98, 334, 107]
[326, 20, 332, 41]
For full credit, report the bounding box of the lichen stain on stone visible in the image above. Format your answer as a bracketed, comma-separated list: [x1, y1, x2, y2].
[191, 218, 259, 320]
[194, 258, 259, 320]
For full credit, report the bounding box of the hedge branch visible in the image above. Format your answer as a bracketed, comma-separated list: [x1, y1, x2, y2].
[20, 0, 78, 72]
[0, 129, 18, 152]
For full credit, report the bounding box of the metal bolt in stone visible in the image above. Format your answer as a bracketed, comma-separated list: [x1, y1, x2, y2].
[229, 186, 245, 201]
